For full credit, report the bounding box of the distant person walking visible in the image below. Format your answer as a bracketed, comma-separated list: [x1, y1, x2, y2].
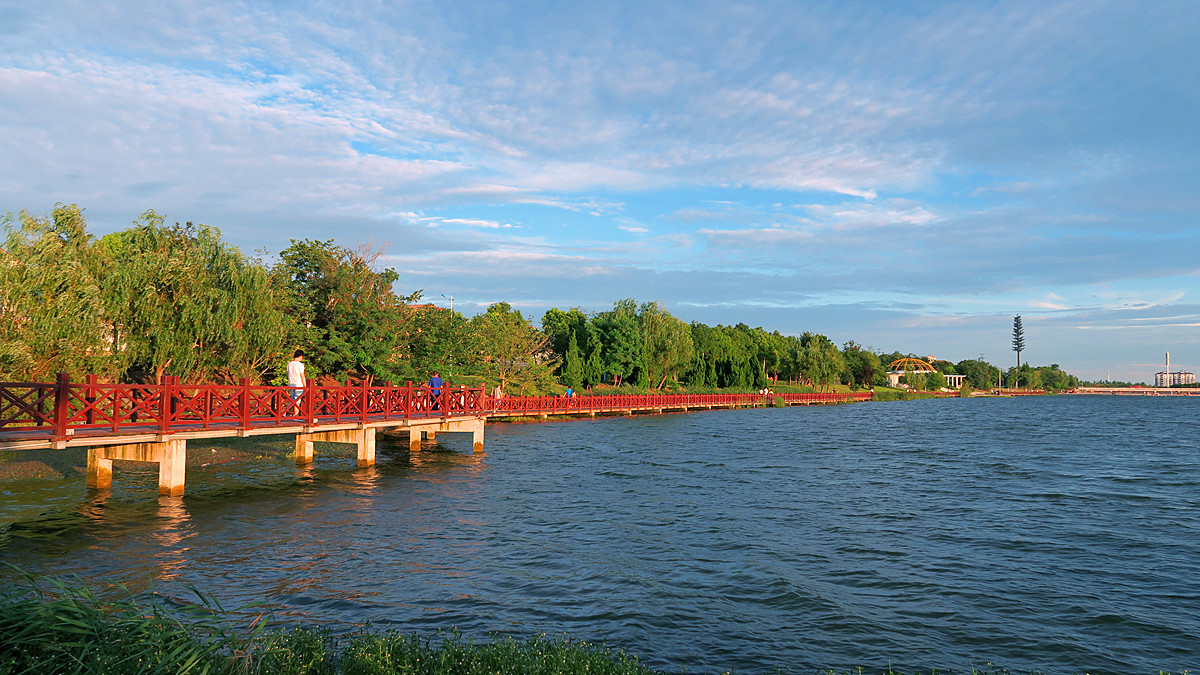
[429, 371, 443, 410]
[287, 350, 306, 412]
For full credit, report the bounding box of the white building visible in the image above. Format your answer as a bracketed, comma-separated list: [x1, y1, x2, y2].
[1155, 370, 1195, 387]
[1155, 352, 1195, 387]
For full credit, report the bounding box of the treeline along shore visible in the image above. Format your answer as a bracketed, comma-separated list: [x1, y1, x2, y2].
[2, 204, 1080, 394]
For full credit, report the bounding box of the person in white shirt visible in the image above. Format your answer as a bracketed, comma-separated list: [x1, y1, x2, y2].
[287, 350, 306, 410]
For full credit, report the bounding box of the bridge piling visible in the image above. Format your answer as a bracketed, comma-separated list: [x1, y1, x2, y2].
[86, 439, 187, 496]
[470, 419, 484, 452]
[294, 427, 377, 467]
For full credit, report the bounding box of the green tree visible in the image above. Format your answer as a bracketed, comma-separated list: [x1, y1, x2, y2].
[799, 333, 845, 392]
[562, 330, 584, 390]
[0, 205, 109, 380]
[841, 341, 882, 389]
[274, 239, 418, 383]
[685, 322, 730, 387]
[1032, 363, 1078, 391]
[637, 301, 693, 389]
[754, 331, 789, 383]
[931, 359, 957, 374]
[904, 370, 927, 391]
[541, 307, 590, 364]
[470, 302, 560, 394]
[583, 339, 604, 388]
[926, 370, 947, 390]
[405, 305, 476, 381]
[955, 359, 997, 389]
[100, 212, 290, 384]
[592, 302, 643, 386]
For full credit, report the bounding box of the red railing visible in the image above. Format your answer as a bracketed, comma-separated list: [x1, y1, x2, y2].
[0, 374, 871, 443]
[491, 391, 871, 416]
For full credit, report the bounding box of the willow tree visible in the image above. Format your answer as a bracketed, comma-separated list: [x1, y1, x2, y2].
[799, 332, 846, 392]
[637, 301, 693, 389]
[0, 205, 109, 380]
[99, 212, 291, 384]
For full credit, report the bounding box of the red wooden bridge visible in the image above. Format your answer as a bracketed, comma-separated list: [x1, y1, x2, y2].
[0, 374, 871, 495]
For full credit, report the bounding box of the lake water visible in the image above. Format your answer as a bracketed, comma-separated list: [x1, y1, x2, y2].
[1, 395, 1198, 674]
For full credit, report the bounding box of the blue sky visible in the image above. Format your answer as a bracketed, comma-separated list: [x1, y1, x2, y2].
[2, 0, 1198, 382]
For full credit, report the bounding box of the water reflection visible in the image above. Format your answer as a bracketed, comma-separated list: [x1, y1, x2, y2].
[151, 496, 191, 582]
[406, 446, 487, 473]
[346, 466, 381, 495]
[77, 490, 112, 522]
[294, 464, 318, 483]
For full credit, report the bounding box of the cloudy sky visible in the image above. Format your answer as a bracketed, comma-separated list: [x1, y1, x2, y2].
[2, 0, 1198, 382]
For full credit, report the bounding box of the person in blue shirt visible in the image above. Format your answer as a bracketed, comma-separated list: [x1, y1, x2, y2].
[429, 372, 443, 410]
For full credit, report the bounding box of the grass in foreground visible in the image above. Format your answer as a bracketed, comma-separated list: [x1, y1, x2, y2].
[0, 573, 1190, 675]
[0, 572, 655, 675]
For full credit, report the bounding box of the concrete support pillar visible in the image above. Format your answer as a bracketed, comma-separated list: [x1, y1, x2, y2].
[158, 440, 186, 496]
[471, 420, 485, 453]
[86, 439, 187, 496]
[358, 427, 376, 468]
[408, 428, 422, 452]
[295, 427, 376, 467]
[86, 448, 113, 490]
[295, 433, 315, 465]
[424, 429, 436, 441]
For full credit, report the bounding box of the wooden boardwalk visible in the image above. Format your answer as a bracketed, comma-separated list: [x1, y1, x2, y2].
[0, 374, 870, 494]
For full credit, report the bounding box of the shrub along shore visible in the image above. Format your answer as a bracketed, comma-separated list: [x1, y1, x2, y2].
[1, 573, 1186, 675]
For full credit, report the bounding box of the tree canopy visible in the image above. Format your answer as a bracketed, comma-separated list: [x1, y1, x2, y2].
[0, 205, 1082, 394]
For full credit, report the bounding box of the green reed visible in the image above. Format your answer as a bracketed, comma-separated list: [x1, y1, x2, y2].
[0, 571, 1189, 675]
[0, 571, 656, 674]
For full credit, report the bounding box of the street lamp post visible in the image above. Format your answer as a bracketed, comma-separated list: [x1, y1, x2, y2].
[440, 294, 454, 311]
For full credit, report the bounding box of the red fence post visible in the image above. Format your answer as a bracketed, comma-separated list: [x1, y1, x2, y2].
[304, 380, 315, 424]
[361, 378, 370, 424]
[239, 378, 251, 429]
[85, 374, 97, 425]
[52, 372, 71, 440]
[158, 376, 173, 435]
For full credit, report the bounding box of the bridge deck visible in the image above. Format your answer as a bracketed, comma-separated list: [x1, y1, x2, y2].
[0, 375, 870, 495]
[0, 374, 870, 451]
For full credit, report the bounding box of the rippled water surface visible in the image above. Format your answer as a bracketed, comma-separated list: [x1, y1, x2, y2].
[2, 396, 1198, 673]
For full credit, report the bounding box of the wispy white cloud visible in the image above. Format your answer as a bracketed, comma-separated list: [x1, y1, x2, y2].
[438, 218, 517, 229]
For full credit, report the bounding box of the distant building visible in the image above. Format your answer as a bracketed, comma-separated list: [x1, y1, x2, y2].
[1155, 352, 1194, 387]
[1155, 370, 1195, 387]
